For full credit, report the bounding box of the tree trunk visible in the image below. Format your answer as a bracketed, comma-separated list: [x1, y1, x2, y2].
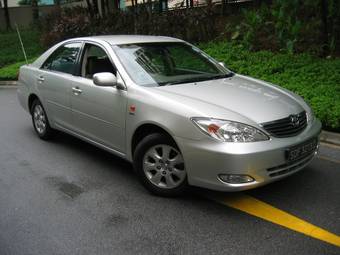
[3, 0, 11, 30]
[147, 0, 152, 14]
[105, 0, 110, 12]
[93, 0, 99, 16]
[100, 0, 106, 16]
[54, 0, 61, 12]
[132, 0, 138, 34]
[320, 0, 329, 53]
[85, 0, 94, 17]
[133, 0, 138, 12]
[222, 0, 227, 15]
[32, 0, 39, 26]
[158, 0, 162, 13]
[113, 0, 119, 10]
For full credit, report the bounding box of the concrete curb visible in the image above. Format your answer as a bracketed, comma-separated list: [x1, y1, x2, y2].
[320, 131, 340, 147]
[0, 81, 17, 86]
[0, 80, 339, 146]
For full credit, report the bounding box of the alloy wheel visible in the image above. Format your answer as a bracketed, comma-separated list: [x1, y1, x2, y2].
[143, 144, 186, 189]
[33, 104, 46, 134]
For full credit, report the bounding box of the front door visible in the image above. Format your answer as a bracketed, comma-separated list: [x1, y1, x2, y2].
[70, 43, 127, 153]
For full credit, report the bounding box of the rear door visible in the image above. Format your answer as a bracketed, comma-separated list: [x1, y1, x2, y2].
[38, 42, 82, 129]
[70, 42, 127, 153]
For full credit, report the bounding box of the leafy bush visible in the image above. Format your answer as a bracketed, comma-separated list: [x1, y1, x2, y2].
[200, 41, 340, 130]
[271, 0, 302, 54]
[0, 29, 42, 68]
[224, 0, 340, 56]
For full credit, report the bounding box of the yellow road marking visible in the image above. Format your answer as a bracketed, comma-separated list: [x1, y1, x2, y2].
[209, 193, 340, 247]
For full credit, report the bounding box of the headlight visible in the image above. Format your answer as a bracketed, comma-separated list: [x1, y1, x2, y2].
[307, 110, 314, 123]
[304, 102, 314, 123]
[191, 117, 269, 142]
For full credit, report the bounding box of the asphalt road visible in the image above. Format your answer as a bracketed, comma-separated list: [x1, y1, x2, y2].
[0, 87, 339, 255]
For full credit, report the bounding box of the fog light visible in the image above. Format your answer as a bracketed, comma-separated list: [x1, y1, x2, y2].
[218, 174, 255, 184]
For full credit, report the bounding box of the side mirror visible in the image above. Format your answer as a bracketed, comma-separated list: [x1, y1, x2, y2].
[93, 72, 117, 87]
[218, 62, 225, 68]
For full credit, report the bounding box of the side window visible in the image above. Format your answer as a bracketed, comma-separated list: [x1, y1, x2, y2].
[81, 44, 116, 79]
[42, 42, 82, 75]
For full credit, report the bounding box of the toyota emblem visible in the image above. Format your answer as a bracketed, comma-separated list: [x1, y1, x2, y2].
[290, 114, 300, 127]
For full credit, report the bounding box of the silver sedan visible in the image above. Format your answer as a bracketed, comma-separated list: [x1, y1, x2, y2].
[17, 35, 321, 196]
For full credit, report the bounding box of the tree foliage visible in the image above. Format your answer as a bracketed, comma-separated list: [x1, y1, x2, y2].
[227, 0, 340, 55]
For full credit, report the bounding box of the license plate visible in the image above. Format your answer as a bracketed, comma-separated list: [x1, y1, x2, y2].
[286, 138, 318, 161]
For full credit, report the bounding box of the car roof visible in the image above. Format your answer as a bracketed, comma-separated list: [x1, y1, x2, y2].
[31, 35, 185, 68]
[69, 35, 184, 45]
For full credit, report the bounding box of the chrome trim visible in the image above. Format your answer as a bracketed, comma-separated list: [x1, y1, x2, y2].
[261, 111, 307, 138]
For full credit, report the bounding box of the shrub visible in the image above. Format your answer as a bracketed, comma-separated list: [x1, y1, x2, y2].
[0, 58, 36, 80]
[224, 0, 340, 56]
[0, 29, 42, 68]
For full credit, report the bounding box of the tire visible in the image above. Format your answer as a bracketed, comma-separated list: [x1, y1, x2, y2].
[30, 99, 54, 140]
[133, 133, 188, 197]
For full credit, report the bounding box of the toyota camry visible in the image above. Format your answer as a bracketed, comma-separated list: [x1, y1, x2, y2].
[17, 35, 321, 196]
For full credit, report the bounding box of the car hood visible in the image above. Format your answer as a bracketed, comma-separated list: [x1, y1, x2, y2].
[152, 74, 305, 124]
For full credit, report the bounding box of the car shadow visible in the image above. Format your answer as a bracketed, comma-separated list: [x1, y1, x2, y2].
[45, 130, 202, 201]
[50, 130, 134, 174]
[31, 128, 327, 207]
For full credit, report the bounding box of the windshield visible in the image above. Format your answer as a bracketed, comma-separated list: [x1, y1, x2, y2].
[112, 42, 233, 87]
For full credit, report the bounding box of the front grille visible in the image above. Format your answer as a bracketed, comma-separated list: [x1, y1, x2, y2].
[267, 151, 315, 178]
[261, 111, 307, 138]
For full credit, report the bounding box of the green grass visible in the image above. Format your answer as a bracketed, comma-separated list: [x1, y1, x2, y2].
[199, 42, 340, 130]
[0, 29, 43, 68]
[0, 59, 36, 80]
[0, 29, 42, 80]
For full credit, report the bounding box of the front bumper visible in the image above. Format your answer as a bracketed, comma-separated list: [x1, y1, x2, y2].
[175, 118, 322, 191]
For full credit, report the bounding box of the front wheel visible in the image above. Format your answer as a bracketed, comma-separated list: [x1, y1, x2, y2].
[133, 133, 187, 197]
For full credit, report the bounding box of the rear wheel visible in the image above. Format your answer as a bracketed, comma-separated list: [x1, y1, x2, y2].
[134, 133, 187, 197]
[30, 99, 54, 140]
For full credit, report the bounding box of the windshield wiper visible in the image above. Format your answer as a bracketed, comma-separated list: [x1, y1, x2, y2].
[209, 72, 235, 80]
[158, 72, 235, 86]
[169, 77, 213, 85]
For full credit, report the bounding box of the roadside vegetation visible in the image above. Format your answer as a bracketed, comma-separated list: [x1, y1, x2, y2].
[0, 59, 36, 80]
[0, 29, 42, 68]
[0, 0, 339, 130]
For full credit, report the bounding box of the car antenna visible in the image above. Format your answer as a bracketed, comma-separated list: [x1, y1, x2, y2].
[15, 23, 28, 65]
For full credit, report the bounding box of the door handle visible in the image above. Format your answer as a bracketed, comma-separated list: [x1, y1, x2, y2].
[37, 75, 45, 82]
[72, 87, 82, 95]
